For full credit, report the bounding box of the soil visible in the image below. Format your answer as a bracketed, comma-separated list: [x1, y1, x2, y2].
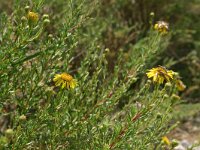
[169, 112, 200, 148]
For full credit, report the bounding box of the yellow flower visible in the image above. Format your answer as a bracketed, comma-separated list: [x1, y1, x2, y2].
[154, 21, 169, 34]
[53, 73, 77, 89]
[176, 79, 186, 91]
[162, 136, 170, 146]
[27, 11, 39, 23]
[146, 66, 175, 84]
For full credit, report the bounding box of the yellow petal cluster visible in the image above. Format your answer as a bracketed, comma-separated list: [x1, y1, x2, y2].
[154, 21, 169, 34]
[27, 11, 39, 23]
[162, 136, 170, 145]
[146, 66, 174, 84]
[53, 73, 77, 89]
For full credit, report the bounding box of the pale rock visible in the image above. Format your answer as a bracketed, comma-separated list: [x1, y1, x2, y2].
[174, 145, 186, 150]
[193, 146, 200, 150]
[181, 140, 191, 148]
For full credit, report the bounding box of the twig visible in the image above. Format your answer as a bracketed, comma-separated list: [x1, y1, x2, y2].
[81, 91, 113, 121]
[109, 112, 141, 149]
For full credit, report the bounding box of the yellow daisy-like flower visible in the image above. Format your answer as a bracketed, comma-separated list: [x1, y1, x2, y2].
[154, 21, 169, 34]
[176, 79, 186, 91]
[146, 66, 175, 84]
[162, 136, 170, 146]
[53, 73, 77, 89]
[27, 11, 39, 23]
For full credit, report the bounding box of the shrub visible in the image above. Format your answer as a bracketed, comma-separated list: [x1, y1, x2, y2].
[0, 0, 192, 149]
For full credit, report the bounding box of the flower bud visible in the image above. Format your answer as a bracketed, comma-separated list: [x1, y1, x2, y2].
[150, 12, 155, 16]
[163, 94, 169, 99]
[165, 82, 172, 88]
[21, 16, 27, 23]
[25, 25, 30, 30]
[43, 19, 50, 25]
[147, 79, 152, 84]
[171, 94, 181, 105]
[19, 114, 27, 121]
[105, 48, 110, 52]
[149, 104, 155, 109]
[42, 14, 49, 20]
[5, 129, 14, 138]
[171, 94, 180, 101]
[48, 34, 53, 38]
[25, 6, 30, 12]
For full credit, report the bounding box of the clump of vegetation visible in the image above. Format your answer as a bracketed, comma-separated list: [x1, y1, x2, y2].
[0, 0, 199, 149]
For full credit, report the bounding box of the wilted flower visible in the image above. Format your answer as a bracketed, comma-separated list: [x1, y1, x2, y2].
[154, 21, 169, 34]
[146, 66, 175, 84]
[175, 79, 186, 91]
[53, 73, 77, 89]
[27, 11, 39, 24]
[162, 136, 170, 145]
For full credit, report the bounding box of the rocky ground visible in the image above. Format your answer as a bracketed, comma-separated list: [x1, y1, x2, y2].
[169, 111, 200, 150]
